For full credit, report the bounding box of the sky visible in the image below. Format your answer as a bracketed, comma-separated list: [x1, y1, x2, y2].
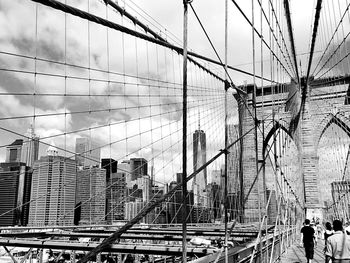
[0, 0, 349, 190]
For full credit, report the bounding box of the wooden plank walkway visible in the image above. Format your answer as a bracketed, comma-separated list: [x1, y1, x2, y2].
[279, 242, 326, 263]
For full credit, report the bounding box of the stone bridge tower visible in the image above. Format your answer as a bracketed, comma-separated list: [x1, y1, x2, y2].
[235, 80, 350, 222]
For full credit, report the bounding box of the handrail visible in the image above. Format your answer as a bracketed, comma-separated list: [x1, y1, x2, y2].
[188, 226, 296, 263]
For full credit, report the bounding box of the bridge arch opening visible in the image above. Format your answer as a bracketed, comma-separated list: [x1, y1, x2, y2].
[317, 115, 350, 214]
[262, 122, 302, 209]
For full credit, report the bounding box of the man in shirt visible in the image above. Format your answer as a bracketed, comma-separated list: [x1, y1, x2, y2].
[301, 219, 315, 263]
[326, 219, 350, 262]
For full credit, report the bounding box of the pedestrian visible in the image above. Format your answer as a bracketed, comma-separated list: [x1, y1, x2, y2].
[325, 219, 350, 262]
[324, 222, 333, 263]
[311, 222, 318, 246]
[301, 219, 316, 263]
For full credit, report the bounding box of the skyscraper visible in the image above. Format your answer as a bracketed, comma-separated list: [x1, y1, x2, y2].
[192, 127, 207, 206]
[109, 171, 127, 222]
[76, 167, 106, 225]
[0, 162, 32, 226]
[130, 158, 148, 181]
[21, 125, 39, 168]
[29, 144, 77, 226]
[75, 137, 101, 168]
[101, 158, 118, 223]
[137, 175, 151, 203]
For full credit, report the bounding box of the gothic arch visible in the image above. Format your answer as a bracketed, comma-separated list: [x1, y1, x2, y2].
[317, 114, 350, 147]
[263, 121, 293, 154]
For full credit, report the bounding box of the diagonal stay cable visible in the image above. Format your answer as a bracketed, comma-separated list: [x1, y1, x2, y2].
[311, 1, 350, 77]
[188, 3, 259, 124]
[306, 0, 323, 85]
[258, 0, 296, 78]
[230, 0, 294, 80]
[283, 0, 300, 83]
[30, 0, 277, 88]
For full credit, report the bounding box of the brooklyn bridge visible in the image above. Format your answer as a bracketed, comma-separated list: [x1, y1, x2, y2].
[0, 0, 349, 262]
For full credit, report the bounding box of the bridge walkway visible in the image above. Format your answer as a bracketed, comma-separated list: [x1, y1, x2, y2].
[279, 242, 326, 263]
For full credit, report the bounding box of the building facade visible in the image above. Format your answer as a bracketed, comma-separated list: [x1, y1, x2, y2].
[192, 129, 207, 206]
[21, 126, 39, 168]
[6, 139, 23, 163]
[75, 137, 100, 168]
[29, 146, 76, 226]
[0, 162, 32, 226]
[76, 167, 106, 225]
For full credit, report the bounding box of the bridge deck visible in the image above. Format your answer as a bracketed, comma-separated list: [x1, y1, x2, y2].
[280, 242, 325, 263]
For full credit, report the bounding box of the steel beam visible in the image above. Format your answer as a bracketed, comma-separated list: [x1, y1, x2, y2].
[0, 239, 217, 257]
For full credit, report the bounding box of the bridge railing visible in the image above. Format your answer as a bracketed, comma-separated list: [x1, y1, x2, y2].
[189, 226, 297, 263]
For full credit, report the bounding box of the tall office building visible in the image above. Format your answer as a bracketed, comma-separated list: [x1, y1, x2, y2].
[0, 162, 32, 226]
[192, 126, 207, 206]
[168, 181, 195, 223]
[21, 125, 39, 168]
[109, 171, 127, 222]
[76, 167, 106, 225]
[207, 182, 221, 221]
[227, 124, 240, 194]
[101, 158, 118, 223]
[137, 175, 151, 203]
[75, 137, 101, 168]
[130, 158, 148, 181]
[152, 185, 167, 224]
[118, 161, 132, 187]
[6, 139, 23, 163]
[29, 145, 77, 226]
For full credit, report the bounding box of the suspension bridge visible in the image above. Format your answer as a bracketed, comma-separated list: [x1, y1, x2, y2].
[0, 0, 349, 262]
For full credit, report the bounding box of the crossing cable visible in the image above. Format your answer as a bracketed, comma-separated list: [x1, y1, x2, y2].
[318, 0, 345, 78]
[123, 0, 183, 46]
[30, 0, 223, 82]
[108, 0, 280, 86]
[62, 93, 225, 224]
[313, 33, 350, 79]
[187, 3, 262, 131]
[77, 126, 256, 263]
[312, 1, 350, 77]
[306, 0, 323, 85]
[253, 0, 295, 79]
[0, 51, 188, 89]
[38, 0, 273, 85]
[102, 0, 262, 92]
[230, 0, 294, 80]
[29, 0, 276, 88]
[0, 87, 225, 213]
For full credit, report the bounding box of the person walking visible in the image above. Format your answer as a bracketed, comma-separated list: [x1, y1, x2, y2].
[301, 219, 316, 263]
[324, 222, 333, 263]
[325, 219, 350, 262]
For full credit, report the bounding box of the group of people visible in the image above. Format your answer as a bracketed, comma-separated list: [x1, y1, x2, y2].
[301, 219, 350, 263]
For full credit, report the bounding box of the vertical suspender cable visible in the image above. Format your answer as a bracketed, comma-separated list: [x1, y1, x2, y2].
[251, 0, 262, 232]
[224, 0, 229, 262]
[182, 0, 189, 262]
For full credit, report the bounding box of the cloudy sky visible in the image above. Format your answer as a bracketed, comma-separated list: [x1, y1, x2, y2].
[0, 0, 349, 190]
